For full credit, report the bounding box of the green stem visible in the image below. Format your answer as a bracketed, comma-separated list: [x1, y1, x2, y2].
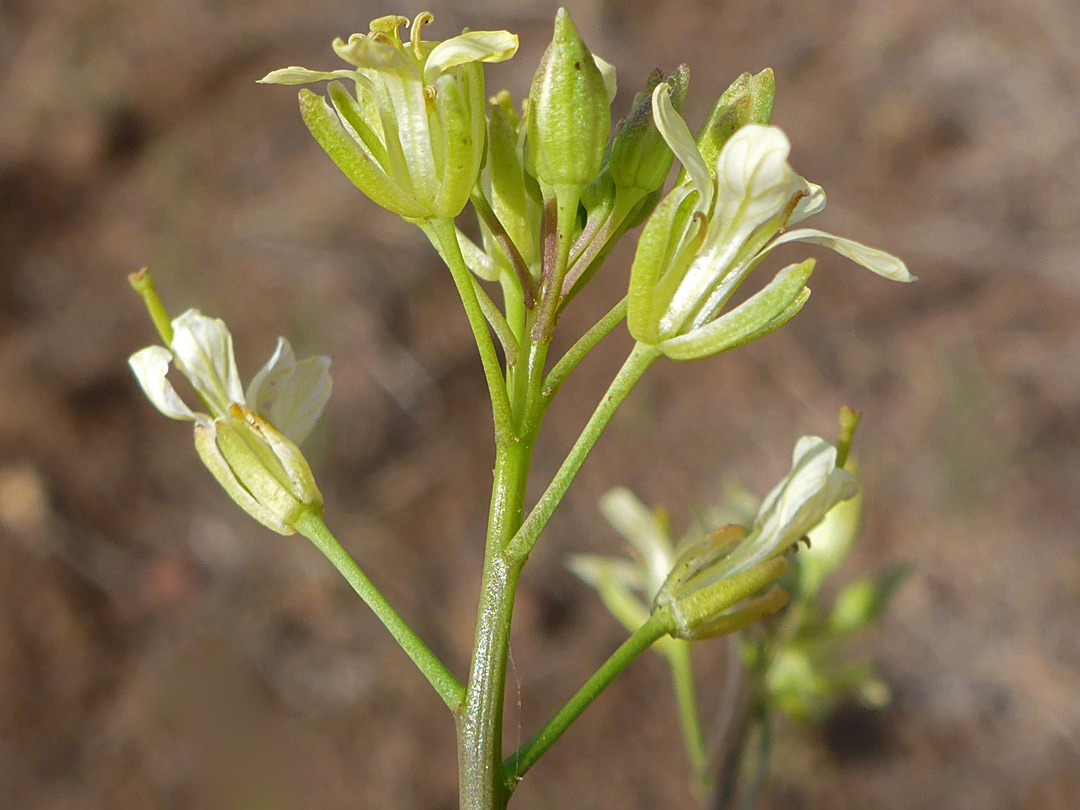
[428, 217, 515, 442]
[739, 705, 771, 810]
[471, 275, 519, 369]
[532, 186, 580, 343]
[543, 297, 627, 402]
[458, 436, 535, 810]
[666, 643, 711, 798]
[294, 510, 465, 712]
[560, 190, 640, 301]
[503, 610, 672, 790]
[506, 341, 661, 562]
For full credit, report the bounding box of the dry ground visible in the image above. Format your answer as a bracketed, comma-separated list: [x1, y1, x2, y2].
[1, 0, 1079, 807]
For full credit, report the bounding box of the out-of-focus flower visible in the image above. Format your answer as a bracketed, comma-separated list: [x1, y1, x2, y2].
[628, 85, 914, 361]
[261, 13, 518, 219]
[129, 309, 331, 534]
[655, 436, 857, 639]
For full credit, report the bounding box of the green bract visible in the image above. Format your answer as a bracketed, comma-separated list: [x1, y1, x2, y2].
[527, 8, 612, 196]
[129, 309, 330, 534]
[260, 13, 519, 219]
[628, 82, 914, 361]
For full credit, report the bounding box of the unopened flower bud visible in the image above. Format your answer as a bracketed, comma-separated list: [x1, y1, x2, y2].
[527, 8, 611, 194]
[693, 68, 775, 179]
[609, 64, 689, 198]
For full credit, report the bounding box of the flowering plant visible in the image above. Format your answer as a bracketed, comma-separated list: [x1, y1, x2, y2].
[130, 10, 911, 809]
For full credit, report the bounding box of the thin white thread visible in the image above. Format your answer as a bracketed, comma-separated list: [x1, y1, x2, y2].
[508, 644, 523, 778]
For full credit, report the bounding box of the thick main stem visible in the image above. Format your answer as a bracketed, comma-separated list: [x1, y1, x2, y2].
[457, 436, 534, 810]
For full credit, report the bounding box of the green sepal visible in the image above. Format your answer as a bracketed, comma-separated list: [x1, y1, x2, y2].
[655, 524, 746, 606]
[432, 66, 482, 218]
[326, 81, 391, 175]
[298, 89, 429, 219]
[664, 555, 789, 639]
[627, 186, 704, 344]
[488, 98, 538, 267]
[679, 585, 790, 641]
[658, 258, 814, 361]
[195, 407, 323, 536]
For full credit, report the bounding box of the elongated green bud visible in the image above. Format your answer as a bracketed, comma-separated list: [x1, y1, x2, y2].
[609, 64, 689, 196]
[488, 98, 539, 267]
[527, 8, 611, 193]
[694, 68, 775, 177]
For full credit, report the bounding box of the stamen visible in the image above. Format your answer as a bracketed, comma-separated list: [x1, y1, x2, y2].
[778, 189, 808, 232]
[368, 14, 408, 44]
[411, 12, 434, 60]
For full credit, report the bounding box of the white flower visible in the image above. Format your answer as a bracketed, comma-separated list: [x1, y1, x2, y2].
[260, 13, 518, 219]
[628, 84, 914, 360]
[129, 309, 331, 534]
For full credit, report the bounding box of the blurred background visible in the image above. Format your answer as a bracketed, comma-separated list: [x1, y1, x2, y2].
[2, 0, 1079, 807]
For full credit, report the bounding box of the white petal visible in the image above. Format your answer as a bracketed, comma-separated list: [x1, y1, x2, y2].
[652, 83, 713, 215]
[567, 554, 647, 595]
[658, 258, 813, 361]
[729, 436, 857, 577]
[128, 346, 198, 421]
[258, 67, 363, 85]
[599, 487, 675, 596]
[250, 343, 332, 446]
[715, 124, 808, 232]
[592, 53, 617, 103]
[169, 310, 245, 416]
[423, 30, 519, 84]
[767, 227, 915, 282]
[567, 554, 652, 633]
[246, 337, 295, 416]
[790, 182, 826, 224]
